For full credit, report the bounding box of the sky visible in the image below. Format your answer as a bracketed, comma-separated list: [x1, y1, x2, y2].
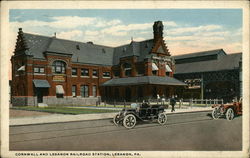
[9, 9, 242, 56]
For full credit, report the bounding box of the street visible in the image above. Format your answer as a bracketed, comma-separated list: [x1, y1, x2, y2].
[10, 111, 242, 151]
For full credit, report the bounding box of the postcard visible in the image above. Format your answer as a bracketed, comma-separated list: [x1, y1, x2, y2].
[1, 1, 249, 158]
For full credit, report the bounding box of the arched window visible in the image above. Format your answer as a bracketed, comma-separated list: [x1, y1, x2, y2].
[123, 63, 132, 77]
[52, 60, 66, 74]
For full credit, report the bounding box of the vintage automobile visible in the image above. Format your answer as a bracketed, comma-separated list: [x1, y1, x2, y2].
[113, 102, 167, 129]
[211, 98, 242, 121]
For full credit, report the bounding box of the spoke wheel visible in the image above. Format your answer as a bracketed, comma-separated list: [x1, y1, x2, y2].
[226, 108, 234, 121]
[158, 113, 167, 125]
[123, 114, 136, 129]
[212, 108, 220, 119]
[113, 114, 120, 126]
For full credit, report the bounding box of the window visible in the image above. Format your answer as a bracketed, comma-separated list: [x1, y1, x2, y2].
[92, 69, 98, 78]
[72, 68, 77, 76]
[123, 63, 132, 77]
[52, 61, 66, 74]
[34, 67, 45, 74]
[92, 85, 97, 97]
[81, 85, 89, 97]
[34, 67, 39, 73]
[81, 68, 89, 77]
[114, 70, 120, 77]
[152, 70, 157, 75]
[152, 62, 158, 76]
[103, 72, 110, 78]
[72, 85, 77, 97]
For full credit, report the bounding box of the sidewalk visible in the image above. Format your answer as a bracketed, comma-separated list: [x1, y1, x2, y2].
[10, 106, 212, 126]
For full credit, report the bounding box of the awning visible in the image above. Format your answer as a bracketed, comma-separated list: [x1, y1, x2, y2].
[33, 80, 50, 88]
[165, 64, 172, 72]
[17, 65, 25, 71]
[152, 63, 159, 71]
[56, 85, 64, 94]
[102, 76, 187, 87]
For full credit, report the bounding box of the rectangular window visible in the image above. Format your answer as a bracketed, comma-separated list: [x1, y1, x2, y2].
[81, 85, 89, 97]
[92, 69, 98, 78]
[72, 85, 76, 97]
[34, 67, 39, 73]
[93, 85, 97, 97]
[40, 68, 45, 73]
[114, 70, 119, 77]
[56, 66, 61, 73]
[81, 68, 89, 76]
[103, 72, 110, 78]
[72, 68, 77, 76]
[34, 67, 45, 74]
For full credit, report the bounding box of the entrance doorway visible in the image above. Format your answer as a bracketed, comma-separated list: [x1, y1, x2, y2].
[37, 88, 43, 103]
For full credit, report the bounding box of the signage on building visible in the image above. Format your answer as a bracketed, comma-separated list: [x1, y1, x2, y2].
[53, 75, 65, 82]
[152, 56, 171, 62]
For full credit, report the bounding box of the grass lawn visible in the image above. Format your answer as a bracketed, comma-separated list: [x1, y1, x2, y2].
[11, 106, 118, 115]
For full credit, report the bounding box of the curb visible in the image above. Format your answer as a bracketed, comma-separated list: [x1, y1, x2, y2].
[10, 109, 212, 126]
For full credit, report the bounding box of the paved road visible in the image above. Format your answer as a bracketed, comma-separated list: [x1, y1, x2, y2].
[10, 112, 242, 151]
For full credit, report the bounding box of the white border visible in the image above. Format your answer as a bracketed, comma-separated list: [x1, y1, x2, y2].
[1, 1, 249, 158]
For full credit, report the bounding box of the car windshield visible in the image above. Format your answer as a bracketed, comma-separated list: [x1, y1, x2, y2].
[131, 103, 139, 109]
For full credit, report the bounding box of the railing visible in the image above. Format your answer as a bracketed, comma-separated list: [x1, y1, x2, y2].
[97, 98, 224, 109]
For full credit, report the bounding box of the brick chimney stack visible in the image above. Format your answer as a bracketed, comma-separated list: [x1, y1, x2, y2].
[153, 21, 163, 42]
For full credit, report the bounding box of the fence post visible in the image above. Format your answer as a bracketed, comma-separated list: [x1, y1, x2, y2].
[205, 99, 207, 107]
[104, 101, 106, 107]
[179, 99, 181, 109]
[114, 100, 116, 108]
[189, 99, 192, 108]
[124, 100, 126, 108]
[222, 99, 224, 104]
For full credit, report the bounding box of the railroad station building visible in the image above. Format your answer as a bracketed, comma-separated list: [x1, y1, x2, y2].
[11, 21, 186, 106]
[173, 49, 242, 103]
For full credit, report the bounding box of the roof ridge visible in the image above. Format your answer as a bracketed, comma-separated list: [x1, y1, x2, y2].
[23, 32, 114, 49]
[115, 39, 153, 48]
[174, 48, 224, 57]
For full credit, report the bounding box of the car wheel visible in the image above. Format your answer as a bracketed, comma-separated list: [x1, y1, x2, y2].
[158, 113, 167, 125]
[226, 108, 234, 121]
[123, 114, 136, 129]
[113, 114, 120, 126]
[212, 108, 220, 119]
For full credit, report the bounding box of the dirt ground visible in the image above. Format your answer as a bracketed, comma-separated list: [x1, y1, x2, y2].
[9, 109, 51, 118]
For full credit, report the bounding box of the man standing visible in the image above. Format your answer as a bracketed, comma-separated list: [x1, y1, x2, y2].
[170, 95, 176, 112]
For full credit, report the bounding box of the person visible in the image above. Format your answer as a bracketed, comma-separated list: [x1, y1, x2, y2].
[170, 95, 176, 112]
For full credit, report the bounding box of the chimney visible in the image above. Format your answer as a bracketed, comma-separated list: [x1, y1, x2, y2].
[153, 21, 163, 42]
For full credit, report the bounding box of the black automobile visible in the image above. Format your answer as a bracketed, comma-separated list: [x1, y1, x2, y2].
[113, 102, 167, 129]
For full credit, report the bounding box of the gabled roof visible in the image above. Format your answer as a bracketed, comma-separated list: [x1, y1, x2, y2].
[174, 49, 226, 60]
[19, 32, 159, 66]
[102, 76, 186, 86]
[175, 53, 242, 74]
[113, 39, 154, 65]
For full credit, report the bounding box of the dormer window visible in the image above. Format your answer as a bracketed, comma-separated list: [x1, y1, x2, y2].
[76, 45, 80, 50]
[102, 49, 106, 54]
